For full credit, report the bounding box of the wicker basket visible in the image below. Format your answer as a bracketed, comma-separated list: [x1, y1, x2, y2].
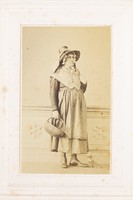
[44, 117, 65, 137]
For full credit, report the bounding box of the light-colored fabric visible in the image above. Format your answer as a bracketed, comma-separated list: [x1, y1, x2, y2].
[58, 86, 88, 154]
[58, 138, 88, 154]
[59, 87, 88, 139]
[51, 66, 81, 90]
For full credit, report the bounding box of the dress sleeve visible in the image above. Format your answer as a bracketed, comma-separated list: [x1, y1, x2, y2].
[50, 77, 60, 111]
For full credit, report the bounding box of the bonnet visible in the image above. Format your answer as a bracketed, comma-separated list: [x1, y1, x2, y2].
[52, 46, 80, 73]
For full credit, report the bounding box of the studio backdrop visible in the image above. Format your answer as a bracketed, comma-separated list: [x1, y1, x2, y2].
[21, 26, 111, 173]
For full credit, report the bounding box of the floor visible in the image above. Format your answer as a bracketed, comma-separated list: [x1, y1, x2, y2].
[21, 149, 110, 174]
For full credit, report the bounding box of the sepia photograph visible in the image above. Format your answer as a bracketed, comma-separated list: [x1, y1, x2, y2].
[0, 1, 133, 199]
[21, 26, 111, 174]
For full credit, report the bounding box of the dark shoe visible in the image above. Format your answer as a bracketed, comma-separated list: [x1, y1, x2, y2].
[69, 159, 89, 167]
[69, 160, 78, 166]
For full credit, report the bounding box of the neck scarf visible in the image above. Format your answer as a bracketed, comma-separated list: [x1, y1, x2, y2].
[51, 66, 81, 90]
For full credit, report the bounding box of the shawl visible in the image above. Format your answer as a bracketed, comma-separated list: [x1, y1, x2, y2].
[50, 66, 81, 90]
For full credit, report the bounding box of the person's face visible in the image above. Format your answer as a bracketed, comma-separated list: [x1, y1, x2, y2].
[64, 53, 76, 67]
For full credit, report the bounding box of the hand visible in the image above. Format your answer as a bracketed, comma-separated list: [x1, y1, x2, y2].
[52, 110, 60, 119]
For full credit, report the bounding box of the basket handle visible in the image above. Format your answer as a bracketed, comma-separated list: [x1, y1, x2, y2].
[47, 117, 64, 127]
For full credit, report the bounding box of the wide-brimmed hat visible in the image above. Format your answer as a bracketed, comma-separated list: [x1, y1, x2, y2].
[59, 46, 80, 62]
[51, 46, 80, 73]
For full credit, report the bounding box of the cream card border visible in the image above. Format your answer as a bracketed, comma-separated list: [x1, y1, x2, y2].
[0, 1, 133, 199]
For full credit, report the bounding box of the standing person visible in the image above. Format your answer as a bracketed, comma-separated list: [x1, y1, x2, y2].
[50, 46, 89, 168]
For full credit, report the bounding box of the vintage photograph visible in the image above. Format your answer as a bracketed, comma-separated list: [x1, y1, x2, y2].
[21, 26, 111, 174]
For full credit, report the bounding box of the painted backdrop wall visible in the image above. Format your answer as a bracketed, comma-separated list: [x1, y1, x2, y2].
[22, 27, 111, 108]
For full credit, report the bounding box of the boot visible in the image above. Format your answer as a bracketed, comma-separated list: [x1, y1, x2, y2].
[69, 154, 88, 167]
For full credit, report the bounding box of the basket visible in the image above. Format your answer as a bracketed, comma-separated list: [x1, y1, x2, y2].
[44, 117, 65, 137]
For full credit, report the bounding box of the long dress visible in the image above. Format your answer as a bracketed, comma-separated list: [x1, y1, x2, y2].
[50, 66, 88, 154]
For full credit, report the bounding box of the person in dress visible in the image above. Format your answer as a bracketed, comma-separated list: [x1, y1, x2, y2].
[50, 46, 90, 168]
